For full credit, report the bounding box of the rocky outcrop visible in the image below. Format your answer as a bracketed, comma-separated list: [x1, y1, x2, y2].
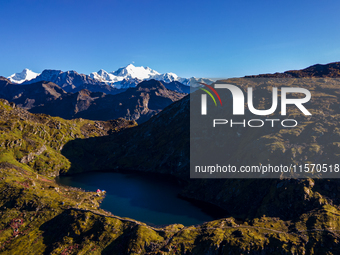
[20, 145, 46, 164]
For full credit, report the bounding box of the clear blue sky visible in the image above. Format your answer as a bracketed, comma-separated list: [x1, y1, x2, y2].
[1, 0, 340, 78]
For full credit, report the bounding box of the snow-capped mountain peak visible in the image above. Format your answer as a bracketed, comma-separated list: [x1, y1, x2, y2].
[8, 68, 40, 84]
[97, 69, 108, 75]
[111, 64, 160, 79]
[90, 64, 189, 88]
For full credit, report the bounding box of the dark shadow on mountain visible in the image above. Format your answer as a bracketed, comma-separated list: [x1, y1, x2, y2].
[39, 209, 82, 255]
[61, 75, 340, 223]
[101, 224, 139, 255]
[39, 208, 135, 255]
[59, 95, 285, 222]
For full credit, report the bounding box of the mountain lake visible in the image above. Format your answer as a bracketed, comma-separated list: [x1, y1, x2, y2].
[56, 171, 221, 226]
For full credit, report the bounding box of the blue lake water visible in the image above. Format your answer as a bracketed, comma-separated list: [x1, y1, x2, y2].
[56, 172, 218, 226]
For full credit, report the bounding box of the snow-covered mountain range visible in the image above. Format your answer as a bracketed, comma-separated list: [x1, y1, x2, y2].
[8, 64, 190, 89]
[90, 64, 189, 88]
